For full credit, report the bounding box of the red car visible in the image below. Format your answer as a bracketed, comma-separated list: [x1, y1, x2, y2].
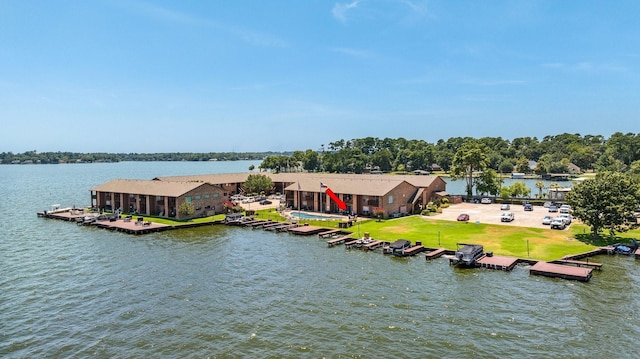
[457, 213, 470, 221]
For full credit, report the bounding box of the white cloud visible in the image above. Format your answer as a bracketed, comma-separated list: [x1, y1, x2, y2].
[332, 1, 359, 23]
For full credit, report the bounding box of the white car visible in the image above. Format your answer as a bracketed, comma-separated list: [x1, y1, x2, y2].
[481, 198, 492, 204]
[559, 205, 572, 214]
[550, 218, 566, 230]
[542, 215, 553, 225]
[501, 212, 515, 222]
[559, 213, 572, 225]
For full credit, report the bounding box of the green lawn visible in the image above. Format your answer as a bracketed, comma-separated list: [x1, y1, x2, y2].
[355, 216, 640, 260]
[139, 210, 640, 261]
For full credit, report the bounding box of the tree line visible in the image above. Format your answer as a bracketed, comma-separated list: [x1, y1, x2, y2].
[0, 151, 284, 164]
[260, 132, 640, 240]
[259, 132, 640, 176]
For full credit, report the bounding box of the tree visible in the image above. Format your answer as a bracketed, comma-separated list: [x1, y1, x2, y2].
[498, 159, 514, 174]
[508, 182, 531, 198]
[565, 172, 640, 238]
[515, 157, 531, 174]
[302, 149, 320, 172]
[535, 180, 545, 199]
[242, 174, 274, 195]
[178, 201, 195, 217]
[451, 141, 490, 197]
[474, 169, 501, 196]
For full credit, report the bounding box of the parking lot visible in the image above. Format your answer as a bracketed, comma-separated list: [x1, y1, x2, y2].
[427, 202, 567, 229]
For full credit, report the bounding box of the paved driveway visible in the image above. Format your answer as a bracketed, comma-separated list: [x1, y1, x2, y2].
[427, 202, 559, 229]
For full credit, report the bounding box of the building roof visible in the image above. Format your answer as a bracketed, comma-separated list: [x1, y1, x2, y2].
[91, 179, 214, 197]
[284, 176, 409, 196]
[153, 172, 442, 196]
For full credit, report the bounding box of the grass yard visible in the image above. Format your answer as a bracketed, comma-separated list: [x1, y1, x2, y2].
[332, 215, 639, 261]
[141, 209, 640, 262]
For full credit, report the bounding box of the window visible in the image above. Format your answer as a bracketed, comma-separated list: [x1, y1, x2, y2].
[388, 195, 394, 204]
[204, 194, 210, 199]
[195, 195, 201, 200]
[185, 196, 192, 203]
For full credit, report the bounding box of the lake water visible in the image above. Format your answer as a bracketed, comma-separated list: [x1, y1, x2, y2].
[1, 161, 638, 358]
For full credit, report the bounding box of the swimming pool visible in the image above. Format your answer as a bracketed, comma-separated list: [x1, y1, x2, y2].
[291, 212, 342, 220]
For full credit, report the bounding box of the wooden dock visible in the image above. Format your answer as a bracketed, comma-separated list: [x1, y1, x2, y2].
[276, 223, 300, 232]
[245, 220, 270, 228]
[399, 244, 425, 257]
[288, 225, 329, 236]
[363, 240, 383, 250]
[561, 247, 609, 260]
[530, 261, 593, 282]
[550, 259, 603, 270]
[344, 238, 360, 249]
[318, 229, 347, 238]
[262, 221, 288, 230]
[477, 255, 519, 271]
[424, 248, 447, 260]
[327, 235, 353, 247]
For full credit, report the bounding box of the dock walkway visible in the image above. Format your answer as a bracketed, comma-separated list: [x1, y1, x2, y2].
[550, 259, 603, 270]
[477, 255, 519, 271]
[363, 240, 383, 250]
[400, 245, 425, 257]
[424, 248, 447, 260]
[327, 235, 353, 247]
[288, 225, 329, 236]
[530, 261, 593, 282]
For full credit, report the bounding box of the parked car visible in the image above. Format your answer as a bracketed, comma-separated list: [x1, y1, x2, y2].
[559, 205, 572, 214]
[551, 218, 566, 230]
[548, 205, 558, 213]
[524, 203, 533, 211]
[542, 215, 553, 225]
[260, 199, 272, 205]
[457, 213, 470, 222]
[559, 213, 572, 225]
[242, 197, 255, 203]
[501, 212, 515, 222]
[501, 204, 510, 210]
[543, 201, 552, 208]
[481, 197, 492, 204]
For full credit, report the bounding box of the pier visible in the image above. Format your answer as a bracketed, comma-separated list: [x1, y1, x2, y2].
[399, 244, 426, 257]
[424, 248, 448, 260]
[477, 255, 520, 271]
[549, 259, 603, 270]
[363, 240, 383, 250]
[327, 235, 353, 247]
[530, 261, 593, 282]
[39, 208, 218, 235]
[39, 207, 630, 284]
[288, 225, 331, 236]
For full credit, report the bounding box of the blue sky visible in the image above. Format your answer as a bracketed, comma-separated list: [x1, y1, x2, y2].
[1, 1, 638, 153]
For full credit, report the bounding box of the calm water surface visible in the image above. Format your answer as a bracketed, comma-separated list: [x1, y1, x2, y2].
[1, 162, 638, 358]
